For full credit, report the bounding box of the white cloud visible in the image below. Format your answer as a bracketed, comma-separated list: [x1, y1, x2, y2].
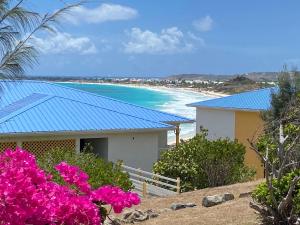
[65, 3, 138, 25]
[124, 27, 203, 54]
[193, 15, 213, 32]
[187, 32, 205, 45]
[32, 32, 97, 55]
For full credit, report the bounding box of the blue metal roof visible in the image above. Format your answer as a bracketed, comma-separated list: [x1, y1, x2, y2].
[188, 88, 276, 111]
[0, 80, 193, 134]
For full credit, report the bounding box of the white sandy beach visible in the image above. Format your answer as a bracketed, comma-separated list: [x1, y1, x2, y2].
[57, 81, 227, 144]
[63, 81, 228, 98]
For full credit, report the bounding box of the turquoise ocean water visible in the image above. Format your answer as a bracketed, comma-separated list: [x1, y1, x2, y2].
[58, 82, 212, 143]
[59, 82, 172, 109]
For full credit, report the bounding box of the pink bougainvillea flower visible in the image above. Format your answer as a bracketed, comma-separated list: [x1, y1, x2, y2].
[0, 148, 140, 224]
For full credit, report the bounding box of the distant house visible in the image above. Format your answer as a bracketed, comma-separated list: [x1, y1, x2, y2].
[188, 88, 275, 178]
[0, 80, 192, 171]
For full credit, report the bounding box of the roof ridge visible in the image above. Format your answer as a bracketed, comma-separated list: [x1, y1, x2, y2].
[52, 95, 174, 128]
[0, 94, 54, 124]
[43, 81, 192, 122]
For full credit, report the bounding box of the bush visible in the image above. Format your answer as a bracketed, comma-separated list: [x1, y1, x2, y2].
[153, 131, 255, 192]
[252, 170, 300, 223]
[0, 148, 140, 224]
[249, 71, 300, 224]
[38, 148, 133, 191]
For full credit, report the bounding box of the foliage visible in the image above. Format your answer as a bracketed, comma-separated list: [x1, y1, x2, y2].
[38, 148, 133, 191]
[262, 68, 300, 132]
[0, 148, 140, 224]
[153, 131, 255, 192]
[250, 69, 300, 224]
[253, 170, 300, 212]
[0, 0, 80, 80]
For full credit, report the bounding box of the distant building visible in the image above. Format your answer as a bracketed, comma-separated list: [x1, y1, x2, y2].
[188, 88, 275, 178]
[0, 80, 192, 171]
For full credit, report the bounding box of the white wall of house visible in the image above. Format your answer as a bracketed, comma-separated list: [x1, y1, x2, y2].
[196, 108, 235, 140]
[108, 132, 159, 172]
[0, 130, 168, 172]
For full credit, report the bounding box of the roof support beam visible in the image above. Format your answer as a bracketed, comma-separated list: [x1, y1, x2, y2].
[175, 125, 180, 146]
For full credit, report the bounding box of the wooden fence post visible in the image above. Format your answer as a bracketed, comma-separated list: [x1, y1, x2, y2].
[176, 177, 180, 194]
[142, 181, 147, 197]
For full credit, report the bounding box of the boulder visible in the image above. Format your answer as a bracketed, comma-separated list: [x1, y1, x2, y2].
[202, 193, 234, 207]
[202, 195, 224, 207]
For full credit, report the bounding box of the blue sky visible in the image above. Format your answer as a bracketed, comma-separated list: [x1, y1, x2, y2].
[27, 0, 300, 77]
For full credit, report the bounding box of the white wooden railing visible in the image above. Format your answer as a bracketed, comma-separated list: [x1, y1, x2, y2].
[121, 164, 180, 197]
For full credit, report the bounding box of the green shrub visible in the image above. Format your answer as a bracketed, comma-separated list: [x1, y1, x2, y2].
[38, 148, 133, 191]
[153, 131, 255, 192]
[252, 170, 300, 215]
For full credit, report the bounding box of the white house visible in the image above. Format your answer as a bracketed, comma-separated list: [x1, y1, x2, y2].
[0, 80, 192, 171]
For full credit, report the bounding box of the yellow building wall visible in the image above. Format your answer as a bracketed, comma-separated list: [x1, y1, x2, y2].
[235, 111, 265, 178]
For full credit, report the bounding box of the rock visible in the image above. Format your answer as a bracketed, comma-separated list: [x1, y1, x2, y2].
[202, 195, 224, 207]
[202, 193, 235, 207]
[170, 202, 197, 210]
[185, 202, 197, 208]
[145, 209, 159, 219]
[121, 209, 159, 223]
[103, 216, 121, 225]
[223, 193, 234, 201]
[170, 203, 186, 210]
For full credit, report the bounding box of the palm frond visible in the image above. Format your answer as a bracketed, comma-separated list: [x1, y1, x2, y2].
[0, 0, 83, 81]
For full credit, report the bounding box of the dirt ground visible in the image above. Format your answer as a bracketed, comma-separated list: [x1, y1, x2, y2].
[127, 180, 264, 225]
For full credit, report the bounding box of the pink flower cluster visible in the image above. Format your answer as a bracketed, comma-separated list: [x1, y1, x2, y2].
[55, 162, 92, 194]
[91, 186, 141, 213]
[0, 148, 140, 225]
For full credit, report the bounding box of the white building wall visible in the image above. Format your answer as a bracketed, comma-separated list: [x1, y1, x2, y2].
[108, 132, 159, 172]
[1, 130, 166, 172]
[196, 108, 235, 140]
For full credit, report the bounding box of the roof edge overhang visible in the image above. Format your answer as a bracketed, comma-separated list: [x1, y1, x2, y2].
[0, 127, 175, 138]
[189, 105, 268, 112]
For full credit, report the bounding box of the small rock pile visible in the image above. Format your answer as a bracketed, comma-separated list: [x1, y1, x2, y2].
[104, 209, 159, 224]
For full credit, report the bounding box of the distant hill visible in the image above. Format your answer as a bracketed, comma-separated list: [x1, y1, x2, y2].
[166, 72, 279, 82]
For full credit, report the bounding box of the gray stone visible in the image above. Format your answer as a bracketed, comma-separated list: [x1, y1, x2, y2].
[171, 203, 186, 210]
[121, 209, 159, 223]
[145, 209, 159, 219]
[202, 193, 235, 207]
[171, 202, 197, 210]
[223, 193, 234, 201]
[185, 202, 197, 208]
[202, 195, 224, 207]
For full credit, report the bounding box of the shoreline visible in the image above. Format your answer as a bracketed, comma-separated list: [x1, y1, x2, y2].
[56, 81, 228, 98]
[56, 81, 227, 143]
